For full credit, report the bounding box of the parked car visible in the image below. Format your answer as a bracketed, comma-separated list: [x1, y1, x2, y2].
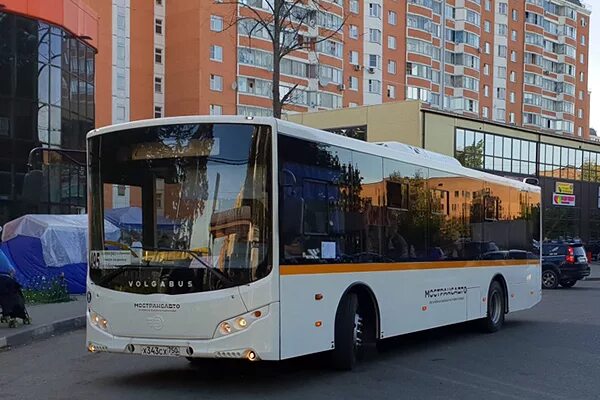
[541, 242, 590, 289]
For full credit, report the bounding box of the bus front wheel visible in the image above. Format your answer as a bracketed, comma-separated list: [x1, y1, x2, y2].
[331, 292, 363, 370]
[480, 280, 505, 333]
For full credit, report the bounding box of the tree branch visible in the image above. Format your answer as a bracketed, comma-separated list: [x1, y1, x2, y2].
[280, 82, 300, 106]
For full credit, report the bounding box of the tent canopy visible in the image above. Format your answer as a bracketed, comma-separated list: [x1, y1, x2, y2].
[104, 207, 179, 230]
[1, 214, 120, 267]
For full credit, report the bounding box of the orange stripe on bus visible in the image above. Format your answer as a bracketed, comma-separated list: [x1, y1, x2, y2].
[280, 260, 539, 276]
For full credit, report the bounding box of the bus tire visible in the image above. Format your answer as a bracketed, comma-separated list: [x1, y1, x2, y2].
[480, 280, 505, 333]
[331, 292, 362, 371]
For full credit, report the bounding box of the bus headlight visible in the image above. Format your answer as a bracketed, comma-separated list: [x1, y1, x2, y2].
[215, 306, 269, 338]
[89, 310, 109, 331]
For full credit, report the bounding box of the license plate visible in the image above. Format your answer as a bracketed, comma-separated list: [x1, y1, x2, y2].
[578, 256, 587, 263]
[139, 345, 181, 357]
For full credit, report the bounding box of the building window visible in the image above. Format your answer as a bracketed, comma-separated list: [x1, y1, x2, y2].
[117, 14, 126, 30]
[578, 127, 583, 136]
[210, 15, 223, 32]
[510, 71, 516, 82]
[210, 74, 223, 91]
[497, 66, 506, 79]
[484, 42, 490, 54]
[368, 54, 380, 68]
[497, 88, 506, 100]
[482, 107, 489, 118]
[498, 3, 507, 15]
[485, 0, 491, 11]
[495, 108, 506, 122]
[512, 9, 518, 21]
[117, 44, 125, 61]
[350, 51, 359, 65]
[509, 112, 515, 123]
[510, 92, 515, 103]
[156, 0, 162, 5]
[387, 85, 396, 99]
[484, 64, 489, 76]
[155, 19, 163, 35]
[580, 72, 585, 82]
[155, 48, 162, 64]
[579, 109, 583, 118]
[210, 45, 223, 62]
[369, 29, 381, 44]
[484, 85, 489, 97]
[116, 106, 126, 121]
[154, 106, 162, 118]
[388, 10, 397, 25]
[349, 25, 358, 39]
[511, 51, 517, 62]
[580, 54, 584, 64]
[349, 0, 359, 13]
[210, 104, 222, 115]
[579, 91, 584, 100]
[497, 24, 507, 37]
[388, 60, 396, 74]
[497, 45, 507, 58]
[388, 36, 396, 50]
[368, 79, 381, 94]
[154, 77, 162, 93]
[369, 3, 382, 18]
[581, 35, 586, 46]
[511, 30, 517, 41]
[117, 73, 126, 90]
[349, 76, 359, 90]
[484, 20, 490, 33]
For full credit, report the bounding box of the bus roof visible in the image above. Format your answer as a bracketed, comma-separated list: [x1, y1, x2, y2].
[88, 116, 539, 193]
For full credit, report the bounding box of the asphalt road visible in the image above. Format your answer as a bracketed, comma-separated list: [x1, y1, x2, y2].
[1, 281, 600, 400]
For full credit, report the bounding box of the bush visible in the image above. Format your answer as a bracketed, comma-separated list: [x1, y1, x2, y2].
[22, 274, 71, 304]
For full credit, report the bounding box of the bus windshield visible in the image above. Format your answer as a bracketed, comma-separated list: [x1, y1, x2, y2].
[88, 123, 272, 294]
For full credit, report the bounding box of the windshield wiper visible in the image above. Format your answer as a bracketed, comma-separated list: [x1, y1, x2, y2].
[174, 248, 236, 287]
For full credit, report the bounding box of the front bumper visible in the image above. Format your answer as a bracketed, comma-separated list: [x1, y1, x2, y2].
[86, 302, 280, 361]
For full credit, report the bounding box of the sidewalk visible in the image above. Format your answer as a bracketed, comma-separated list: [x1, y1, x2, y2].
[0, 295, 86, 350]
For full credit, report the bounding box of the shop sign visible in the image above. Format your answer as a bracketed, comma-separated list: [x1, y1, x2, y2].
[555, 182, 574, 195]
[552, 193, 575, 207]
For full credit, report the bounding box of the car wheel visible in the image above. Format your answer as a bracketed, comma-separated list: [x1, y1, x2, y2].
[331, 292, 362, 370]
[542, 270, 559, 289]
[559, 280, 577, 288]
[479, 280, 505, 333]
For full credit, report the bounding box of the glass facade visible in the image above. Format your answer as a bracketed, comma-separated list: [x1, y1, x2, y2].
[455, 128, 600, 243]
[0, 12, 94, 225]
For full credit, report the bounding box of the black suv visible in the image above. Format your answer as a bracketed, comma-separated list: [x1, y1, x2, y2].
[541, 242, 590, 289]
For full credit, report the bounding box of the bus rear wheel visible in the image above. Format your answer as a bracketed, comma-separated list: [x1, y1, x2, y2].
[331, 293, 363, 370]
[479, 280, 505, 333]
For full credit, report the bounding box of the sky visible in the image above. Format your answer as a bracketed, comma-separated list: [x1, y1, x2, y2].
[590, 6, 599, 134]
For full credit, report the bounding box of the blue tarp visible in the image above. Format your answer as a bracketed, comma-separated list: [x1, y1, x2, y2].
[104, 207, 179, 230]
[0, 214, 120, 294]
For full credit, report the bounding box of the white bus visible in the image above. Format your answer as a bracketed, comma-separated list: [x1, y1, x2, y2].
[86, 116, 541, 370]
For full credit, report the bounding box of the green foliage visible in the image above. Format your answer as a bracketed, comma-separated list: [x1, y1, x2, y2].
[456, 140, 484, 169]
[22, 275, 71, 304]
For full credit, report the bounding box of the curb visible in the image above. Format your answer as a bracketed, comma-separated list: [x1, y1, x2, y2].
[0, 315, 85, 350]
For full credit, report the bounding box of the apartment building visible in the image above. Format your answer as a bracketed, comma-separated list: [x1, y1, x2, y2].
[92, 0, 591, 138]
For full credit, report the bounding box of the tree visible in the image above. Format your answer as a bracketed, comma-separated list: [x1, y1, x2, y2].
[221, 0, 347, 118]
[456, 139, 484, 169]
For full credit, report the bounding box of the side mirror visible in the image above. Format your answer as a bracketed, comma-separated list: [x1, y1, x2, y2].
[22, 169, 44, 206]
[523, 177, 539, 186]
